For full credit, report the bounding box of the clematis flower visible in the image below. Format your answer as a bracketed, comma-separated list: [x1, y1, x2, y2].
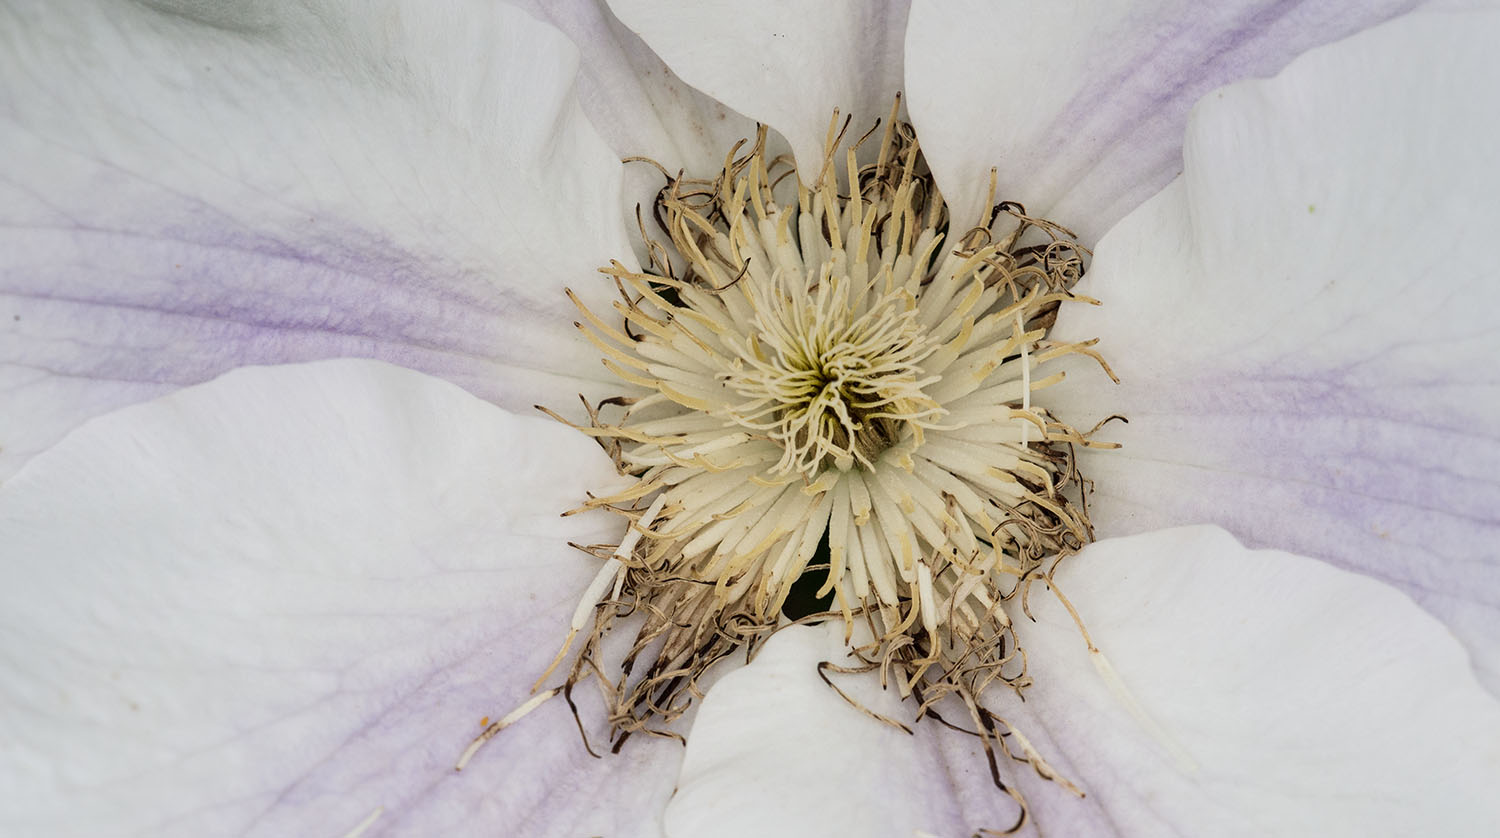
[2, 1, 1498, 836]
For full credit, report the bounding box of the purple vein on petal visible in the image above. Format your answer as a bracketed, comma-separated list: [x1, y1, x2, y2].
[1, 0, 638, 479]
[908, 0, 1426, 240]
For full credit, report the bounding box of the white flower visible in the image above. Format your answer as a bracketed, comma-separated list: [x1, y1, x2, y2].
[2, 1, 1498, 837]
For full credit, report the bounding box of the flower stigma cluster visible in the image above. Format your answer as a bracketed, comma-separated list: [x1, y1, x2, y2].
[464, 100, 1118, 823]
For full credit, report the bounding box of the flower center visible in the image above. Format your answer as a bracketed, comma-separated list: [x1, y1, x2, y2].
[508, 101, 1117, 810]
[721, 244, 944, 478]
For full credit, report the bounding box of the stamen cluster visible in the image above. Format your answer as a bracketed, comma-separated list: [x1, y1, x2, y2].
[723, 262, 944, 478]
[543, 105, 1115, 792]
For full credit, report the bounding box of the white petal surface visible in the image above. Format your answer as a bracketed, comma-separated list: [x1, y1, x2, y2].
[1008, 527, 1500, 836]
[0, 0, 629, 481]
[667, 529, 1500, 837]
[662, 622, 977, 838]
[606, 0, 911, 178]
[905, 0, 1422, 238]
[505, 0, 761, 215]
[0, 360, 678, 836]
[1046, 11, 1500, 691]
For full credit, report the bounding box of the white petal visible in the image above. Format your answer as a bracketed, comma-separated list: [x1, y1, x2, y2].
[504, 0, 762, 266]
[1046, 10, 1500, 692]
[606, 0, 911, 177]
[0, 360, 676, 836]
[0, 0, 629, 480]
[663, 623, 974, 837]
[905, 0, 1425, 239]
[507, 0, 760, 180]
[1001, 527, 1500, 835]
[666, 529, 1500, 836]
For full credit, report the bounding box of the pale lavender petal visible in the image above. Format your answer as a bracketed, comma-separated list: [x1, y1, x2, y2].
[606, 0, 911, 178]
[506, 0, 761, 205]
[1046, 11, 1500, 690]
[0, 0, 634, 480]
[668, 530, 1500, 835]
[991, 528, 1500, 834]
[906, 0, 1424, 240]
[0, 360, 679, 836]
[664, 622, 1053, 836]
